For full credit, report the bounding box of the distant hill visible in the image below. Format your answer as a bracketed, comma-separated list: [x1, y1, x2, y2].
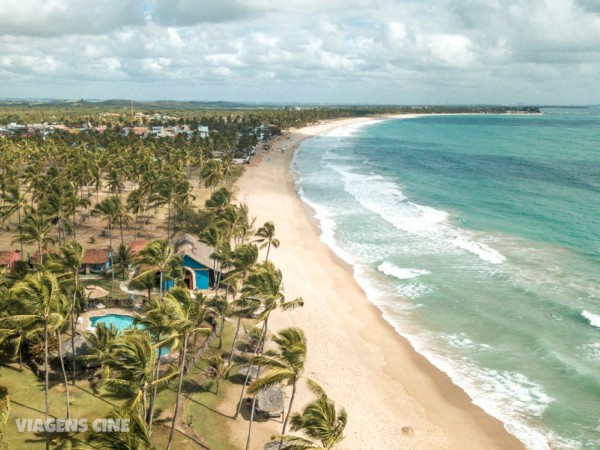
[0, 98, 290, 110]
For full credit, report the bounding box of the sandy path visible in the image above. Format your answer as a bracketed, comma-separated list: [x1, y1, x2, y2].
[228, 117, 525, 450]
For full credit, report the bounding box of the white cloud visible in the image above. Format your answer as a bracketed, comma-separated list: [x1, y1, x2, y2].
[0, 0, 599, 103]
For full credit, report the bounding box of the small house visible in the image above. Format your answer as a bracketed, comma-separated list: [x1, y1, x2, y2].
[80, 248, 112, 275]
[198, 125, 209, 138]
[167, 234, 228, 291]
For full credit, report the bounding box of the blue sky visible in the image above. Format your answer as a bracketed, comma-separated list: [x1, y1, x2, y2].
[1, 0, 599, 104]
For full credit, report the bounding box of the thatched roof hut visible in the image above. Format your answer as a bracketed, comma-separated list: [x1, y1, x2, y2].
[83, 285, 110, 299]
[237, 364, 259, 383]
[256, 387, 284, 416]
[60, 335, 92, 358]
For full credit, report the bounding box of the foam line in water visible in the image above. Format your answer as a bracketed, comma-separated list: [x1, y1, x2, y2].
[581, 310, 600, 328]
[322, 118, 385, 138]
[334, 167, 506, 265]
[399, 331, 554, 450]
[378, 261, 431, 280]
[295, 185, 356, 266]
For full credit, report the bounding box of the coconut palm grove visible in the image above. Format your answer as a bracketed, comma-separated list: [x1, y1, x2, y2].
[0, 103, 379, 450]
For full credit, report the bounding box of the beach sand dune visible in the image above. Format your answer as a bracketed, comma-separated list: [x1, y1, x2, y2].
[232, 118, 524, 449]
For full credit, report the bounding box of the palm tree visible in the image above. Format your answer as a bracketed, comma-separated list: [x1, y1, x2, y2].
[12, 211, 55, 264]
[134, 297, 176, 431]
[242, 262, 304, 346]
[39, 182, 75, 246]
[1, 272, 68, 449]
[114, 243, 134, 280]
[93, 197, 119, 293]
[199, 226, 223, 284]
[84, 405, 154, 450]
[234, 263, 303, 422]
[162, 288, 212, 450]
[136, 239, 175, 300]
[255, 221, 280, 262]
[113, 197, 133, 247]
[204, 353, 232, 395]
[225, 243, 259, 368]
[128, 271, 155, 305]
[127, 188, 146, 238]
[80, 322, 120, 380]
[249, 328, 307, 448]
[98, 330, 177, 419]
[270, 385, 348, 450]
[0, 184, 28, 254]
[205, 187, 231, 214]
[200, 159, 223, 193]
[58, 240, 84, 384]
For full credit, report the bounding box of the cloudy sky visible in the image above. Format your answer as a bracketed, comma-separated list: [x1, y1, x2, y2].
[1, 0, 599, 104]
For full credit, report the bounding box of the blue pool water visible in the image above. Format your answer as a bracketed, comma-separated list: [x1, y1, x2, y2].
[89, 313, 170, 356]
[90, 314, 137, 332]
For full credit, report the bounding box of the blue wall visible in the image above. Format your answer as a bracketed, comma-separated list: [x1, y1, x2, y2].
[160, 256, 211, 291]
[183, 255, 210, 289]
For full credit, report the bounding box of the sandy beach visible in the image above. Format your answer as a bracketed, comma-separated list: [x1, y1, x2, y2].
[229, 117, 525, 450]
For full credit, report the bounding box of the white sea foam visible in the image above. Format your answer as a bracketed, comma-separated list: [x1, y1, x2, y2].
[582, 310, 600, 328]
[394, 282, 433, 299]
[579, 342, 600, 361]
[333, 167, 506, 265]
[442, 333, 493, 351]
[405, 335, 554, 450]
[378, 261, 431, 280]
[323, 119, 385, 138]
[295, 185, 356, 266]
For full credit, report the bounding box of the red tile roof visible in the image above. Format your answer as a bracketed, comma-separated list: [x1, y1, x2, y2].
[30, 249, 58, 262]
[0, 250, 20, 267]
[129, 240, 149, 256]
[81, 248, 111, 265]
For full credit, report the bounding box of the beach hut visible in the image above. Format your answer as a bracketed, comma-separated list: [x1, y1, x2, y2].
[255, 387, 285, 420]
[60, 334, 92, 358]
[83, 285, 110, 308]
[237, 364, 259, 384]
[80, 248, 111, 275]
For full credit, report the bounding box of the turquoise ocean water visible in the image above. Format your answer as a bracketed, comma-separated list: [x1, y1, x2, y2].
[292, 109, 600, 449]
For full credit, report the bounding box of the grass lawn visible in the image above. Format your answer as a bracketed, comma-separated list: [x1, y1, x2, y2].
[1, 317, 250, 449]
[0, 361, 118, 448]
[152, 320, 240, 450]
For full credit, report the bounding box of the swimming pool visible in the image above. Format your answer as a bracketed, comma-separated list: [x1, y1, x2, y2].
[89, 313, 170, 357]
[90, 314, 138, 332]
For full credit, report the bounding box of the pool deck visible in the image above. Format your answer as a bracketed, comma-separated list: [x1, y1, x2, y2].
[77, 307, 142, 334]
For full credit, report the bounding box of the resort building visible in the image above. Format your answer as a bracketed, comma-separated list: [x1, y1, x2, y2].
[80, 248, 112, 275]
[166, 234, 228, 291]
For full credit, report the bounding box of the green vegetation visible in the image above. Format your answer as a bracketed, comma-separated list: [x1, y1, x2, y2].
[0, 104, 405, 450]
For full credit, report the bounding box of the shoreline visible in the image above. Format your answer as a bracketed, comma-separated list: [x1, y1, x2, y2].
[233, 116, 525, 449]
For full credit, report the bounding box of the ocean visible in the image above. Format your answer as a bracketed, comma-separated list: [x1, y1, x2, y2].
[292, 109, 600, 450]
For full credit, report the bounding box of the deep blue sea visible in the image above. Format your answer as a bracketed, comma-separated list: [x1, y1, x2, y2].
[292, 109, 600, 450]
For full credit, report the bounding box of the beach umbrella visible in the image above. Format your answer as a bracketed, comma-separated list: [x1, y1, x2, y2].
[237, 364, 259, 383]
[256, 387, 285, 417]
[83, 285, 110, 299]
